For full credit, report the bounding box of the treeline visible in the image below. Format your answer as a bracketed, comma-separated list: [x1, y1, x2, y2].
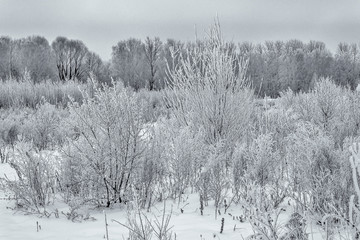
[244, 40, 360, 96]
[1, 35, 360, 96]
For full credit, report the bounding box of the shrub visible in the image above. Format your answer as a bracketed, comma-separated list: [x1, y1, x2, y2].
[22, 102, 68, 150]
[133, 123, 168, 209]
[165, 123, 206, 201]
[137, 89, 168, 122]
[4, 143, 58, 213]
[113, 201, 174, 240]
[199, 141, 232, 219]
[285, 121, 349, 213]
[63, 81, 147, 207]
[0, 79, 84, 109]
[286, 77, 358, 147]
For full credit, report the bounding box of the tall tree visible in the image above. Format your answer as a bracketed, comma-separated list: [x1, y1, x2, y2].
[333, 43, 360, 90]
[111, 38, 147, 90]
[263, 41, 283, 97]
[305, 41, 333, 90]
[0, 36, 13, 80]
[15, 36, 56, 82]
[163, 39, 184, 72]
[52, 37, 88, 81]
[144, 37, 162, 90]
[0, 37, 18, 79]
[84, 51, 109, 84]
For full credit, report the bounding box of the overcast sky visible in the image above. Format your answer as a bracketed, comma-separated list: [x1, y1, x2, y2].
[1, 0, 360, 60]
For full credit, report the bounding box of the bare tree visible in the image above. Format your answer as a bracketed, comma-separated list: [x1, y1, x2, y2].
[333, 43, 360, 90]
[111, 38, 147, 90]
[144, 37, 162, 90]
[84, 51, 110, 84]
[52, 37, 88, 81]
[0, 36, 17, 80]
[14, 36, 56, 82]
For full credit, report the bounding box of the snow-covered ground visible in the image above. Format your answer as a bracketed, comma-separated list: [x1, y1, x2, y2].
[0, 163, 327, 240]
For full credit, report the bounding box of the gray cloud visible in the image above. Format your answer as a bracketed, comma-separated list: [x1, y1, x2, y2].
[1, 0, 360, 60]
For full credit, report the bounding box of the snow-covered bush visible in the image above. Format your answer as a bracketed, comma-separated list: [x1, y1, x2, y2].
[198, 141, 231, 219]
[63, 81, 147, 207]
[247, 207, 288, 240]
[0, 108, 29, 162]
[114, 202, 174, 240]
[231, 132, 288, 211]
[0, 79, 83, 109]
[164, 124, 206, 201]
[133, 123, 169, 209]
[311, 78, 358, 147]
[22, 102, 68, 150]
[282, 212, 308, 240]
[231, 142, 247, 203]
[4, 143, 58, 213]
[133, 119, 206, 207]
[287, 77, 358, 147]
[246, 206, 308, 240]
[246, 133, 281, 187]
[312, 77, 342, 129]
[278, 88, 296, 111]
[285, 121, 350, 213]
[137, 89, 168, 122]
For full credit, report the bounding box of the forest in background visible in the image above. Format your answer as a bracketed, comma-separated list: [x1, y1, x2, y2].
[1, 34, 360, 97]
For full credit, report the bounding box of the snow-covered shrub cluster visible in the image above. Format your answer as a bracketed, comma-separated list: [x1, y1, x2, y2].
[5, 145, 59, 213]
[0, 79, 84, 109]
[2, 21, 360, 239]
[62, 82, 148, 207]
[22, 102, 68, 150]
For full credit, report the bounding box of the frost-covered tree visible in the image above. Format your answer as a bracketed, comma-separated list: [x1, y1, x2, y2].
[111, 38, 148, 90]
[333, 43, 360, 90]
[165, 21, 254, 215]
[14, 36, 56, 82]
[144, 37, 162, 91]
[0, 36, 16, 80]
[84, 51, 110, 84]
[166, 20, 254, 145]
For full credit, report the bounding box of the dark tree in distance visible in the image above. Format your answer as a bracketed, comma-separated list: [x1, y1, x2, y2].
[0, 36, 13, 80]
[52, 37, 88, 82]
[15, 36, 56, 82]
[111, 38, 148, 90]
[84, 51, 110, 84]
[144, 37, 162, 91]
[333, 43, 360, 90]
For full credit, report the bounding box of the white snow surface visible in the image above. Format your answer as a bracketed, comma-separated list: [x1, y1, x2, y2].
[0, 163, 326, 240]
